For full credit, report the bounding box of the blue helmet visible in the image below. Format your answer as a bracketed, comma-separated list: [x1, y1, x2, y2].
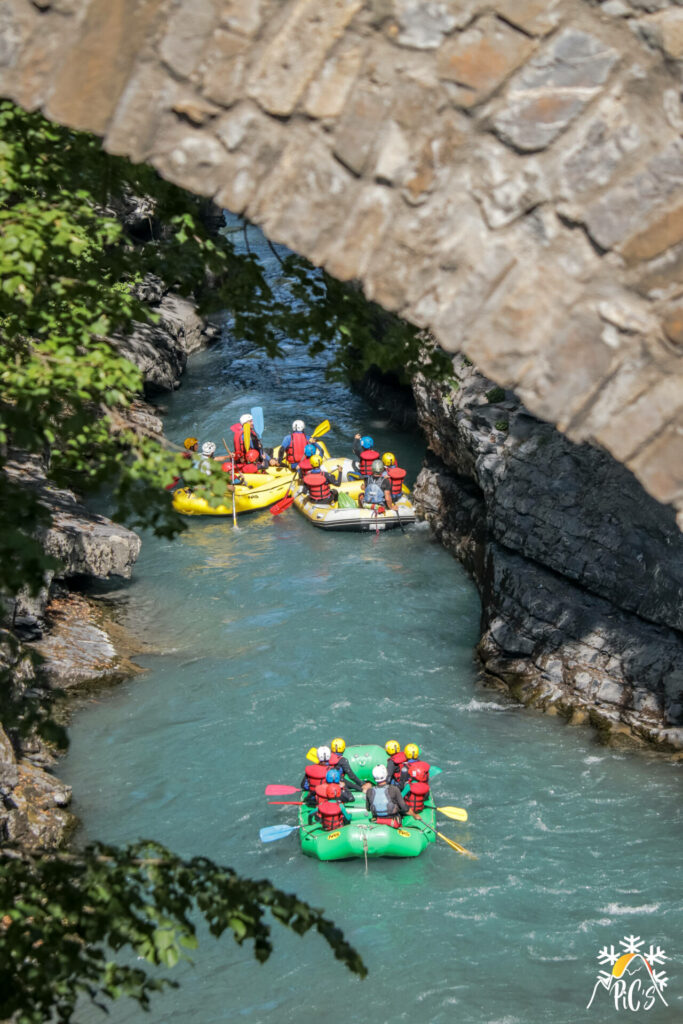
[360, 435, 374, 450]
[304, 443, 316, 457]
[326, 768, 342, 784]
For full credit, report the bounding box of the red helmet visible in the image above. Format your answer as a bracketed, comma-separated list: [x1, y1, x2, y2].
[246, 449, 259, 463]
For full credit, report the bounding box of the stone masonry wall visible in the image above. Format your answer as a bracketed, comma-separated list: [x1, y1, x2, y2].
[0, 0, 681, 526]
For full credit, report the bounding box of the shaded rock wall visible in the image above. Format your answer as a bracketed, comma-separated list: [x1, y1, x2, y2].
[413, 361, 683, 751]
[1, 0, 681, 527]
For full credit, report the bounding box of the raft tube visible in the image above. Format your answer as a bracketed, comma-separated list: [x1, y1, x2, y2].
[291, 485, 416, 532]
[299, 745, 436, 861]
[172, 465, 294, 516]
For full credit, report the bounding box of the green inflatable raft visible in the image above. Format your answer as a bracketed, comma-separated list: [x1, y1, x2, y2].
[299, 744, 436, 861]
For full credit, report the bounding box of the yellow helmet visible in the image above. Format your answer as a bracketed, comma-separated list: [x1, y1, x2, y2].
[404, 743, 420, 760]
[382, 452, 396, 467]
[183, 436, 198, 450]
[331, 737, 346, 754]
[385, 740, 400, 756]
[310, 454, 322, 468]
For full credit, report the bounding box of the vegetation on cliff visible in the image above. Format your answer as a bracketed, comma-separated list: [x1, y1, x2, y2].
[0, 101, 375, 1021]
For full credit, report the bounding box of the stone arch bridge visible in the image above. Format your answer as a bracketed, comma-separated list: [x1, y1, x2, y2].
[1, 0, 682, 524]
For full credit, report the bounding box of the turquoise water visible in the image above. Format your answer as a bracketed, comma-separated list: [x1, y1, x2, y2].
[60, 229, 682, 1023]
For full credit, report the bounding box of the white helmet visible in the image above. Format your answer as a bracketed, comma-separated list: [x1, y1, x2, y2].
[202, 441, 216, 456]
[372, 765, 388, 783]
[239, 413, 253, 425]
[292, 419, 305, 432]
[317, 745, 331, 763]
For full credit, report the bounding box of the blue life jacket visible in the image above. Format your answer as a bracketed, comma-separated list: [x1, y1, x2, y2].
[371, 786, 390, 816]
[364, 479, 385, 505]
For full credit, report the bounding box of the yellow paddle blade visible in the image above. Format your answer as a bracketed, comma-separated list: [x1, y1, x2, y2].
[311, 419, 330, 439]
[243, 422, 251, 450]
[306, 747, 319, 763]
[437, 806, 468, 822]
[437, 831, 478, 859]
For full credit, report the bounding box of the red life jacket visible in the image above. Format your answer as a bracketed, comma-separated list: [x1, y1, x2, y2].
[234, 462, 258, 474]
[388, 466, 407, 498]
[317, 800, 346, 831]
[359, 449, 380, 478]
[286, 431, 308, 464]
[389, 751, 407, 783]
[304, 764, 328, 791]
[298, 456, 313, 476]
[374, 816, 401, 828]
[303, 472, 331, 503]
[230, 423, 248, 460]
[328, 753, 341, 767]
[315, 782, 342, 805]
[408, 760, 430, 783]
[405, 780, 430, 813]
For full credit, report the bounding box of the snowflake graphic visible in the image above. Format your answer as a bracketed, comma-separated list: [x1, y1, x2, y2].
[652, 970, 669, 990]
[646, 945, 668, 967]
[597, 945, 619, 966]
[620, 935, 644, 954]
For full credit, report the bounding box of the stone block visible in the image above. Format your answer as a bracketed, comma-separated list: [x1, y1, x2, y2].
[151, 125, 232, 198]
[591, 369, 683, 464]
[628, 422, 683, 504]
[160, 0, 218, 78]
[325, 183, 395, 281]
[247, 0, 363, 116]
[469, 139, 547, 228]
[560, 101, 644, 200]
[46, 0, 165, 135]
[219, 0, 263, 37]
[303, 37, 364, 119]
[105, 62, 180, 163]
[437, 15, 536, 109]
[200, 28, 249, 107]
[580, 139, 683, 258]
[494, 0, 561, 37]
[491, 29, 619, 152]
[333, 82, 393, 175]
[663, 300, 683, 345]
[635, 9, 683, 60]
[393, 0, 470, 50]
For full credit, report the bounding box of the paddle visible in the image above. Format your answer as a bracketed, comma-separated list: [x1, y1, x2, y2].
[310, 419, 330, 439]
[270, 494, 294, 516]
[265, 784, 301, 796]
[436, 806, 468, 822]
[268, 800, 304, 805]
[260, 824, 300, 843]
[420, 820, 477, 858]
[395, 507, 406, 535]
[251, 406, 264, 437]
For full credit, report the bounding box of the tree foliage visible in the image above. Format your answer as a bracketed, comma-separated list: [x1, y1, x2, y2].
[1, 841, 366, 1023]
[0, 100, 448, 597]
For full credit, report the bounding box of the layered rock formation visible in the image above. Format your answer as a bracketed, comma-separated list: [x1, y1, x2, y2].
[1, 0, 681, 528]
[412, 360, 683, 752]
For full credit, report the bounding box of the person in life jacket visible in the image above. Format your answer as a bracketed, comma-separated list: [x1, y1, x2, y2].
[229, 413, 277, 467]
[197, 441, 225, 477]
[358, 460, 389, 508]
[296, 443, 316, 480]
[300, 762, 329, 806]
[404, 778, 430, 813]
[183, 437, 199, 456]
[316, 798, 351, 831]
[381, 452, 407, 506]
[321, 739, 364, 791]
[384, 740, 409, 790]
[314, 768, 354, 807]
[352, 434, 381, 479]
[277, 419, 323, 467]
[365, 764, 417, 828]
[404, 742, 420, 765]
[302, 456, 339, 504]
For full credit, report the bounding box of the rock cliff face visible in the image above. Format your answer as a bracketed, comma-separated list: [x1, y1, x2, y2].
[1, 282, 218, 848]
[412, 360, 683, 752]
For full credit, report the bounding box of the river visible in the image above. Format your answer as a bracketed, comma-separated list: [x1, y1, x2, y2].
[60, 226, 682, 1024]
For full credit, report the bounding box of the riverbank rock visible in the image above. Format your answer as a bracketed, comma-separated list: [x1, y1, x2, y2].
[113, 280, 220, 393]
[413, 359, 683, 752]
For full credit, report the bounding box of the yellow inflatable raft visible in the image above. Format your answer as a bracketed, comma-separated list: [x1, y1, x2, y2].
[172, 466, 294, 516]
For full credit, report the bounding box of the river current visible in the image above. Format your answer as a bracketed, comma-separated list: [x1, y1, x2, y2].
[61, 227, 682, 1024]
